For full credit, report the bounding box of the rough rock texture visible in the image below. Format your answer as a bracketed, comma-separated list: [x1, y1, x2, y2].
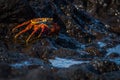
[91, 60, 120, 74]
[0, 0, 120, 80]
[0, 41, 9, 63]
[0, 0, 36, 39]
[0, 63, 11, 78]
[14, 63, 120, 80]
[0, 0, 36, 22]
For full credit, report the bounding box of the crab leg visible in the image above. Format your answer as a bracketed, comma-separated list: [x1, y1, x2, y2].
[38, 24, 49, 38]
[26, 25, 39, 43]
[12, 20, 30, 32]
[14, 23, 33, 39]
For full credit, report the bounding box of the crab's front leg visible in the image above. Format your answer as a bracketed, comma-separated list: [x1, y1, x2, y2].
[26, 25, 40, 43]
[12, 20, 31, 32]
[14, 23, 33, 40]
[38, 23, 49, 38]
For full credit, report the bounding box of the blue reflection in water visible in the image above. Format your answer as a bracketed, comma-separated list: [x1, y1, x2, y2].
[97, 42, 106, 47]
[49, 57, 89, 68]
[110, 58, 120, 65]
[106, 44, 120, 56]
[105, 44, 120, 65]
[10, 58, 44, 68]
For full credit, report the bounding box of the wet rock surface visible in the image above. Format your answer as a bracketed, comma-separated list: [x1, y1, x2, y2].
[0, 0, 120, 80]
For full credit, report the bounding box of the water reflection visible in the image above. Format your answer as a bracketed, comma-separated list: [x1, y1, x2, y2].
[49, 57, 89, 68]
[97, 42, 106, 47]
[10, 58, 44, 68]
[106, 44, 120, 56]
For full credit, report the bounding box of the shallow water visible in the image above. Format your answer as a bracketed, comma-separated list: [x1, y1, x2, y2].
[110, 58, 120, 65]
[10, 58, 44, 68]
[10, 57, 89, 68]
[49, 57, 89, 68]
[106, 44, 120, 56]
[97, 42, 106, 47]
[104, 44, 120, 65]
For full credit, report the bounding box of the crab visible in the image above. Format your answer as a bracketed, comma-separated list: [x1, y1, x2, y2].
[12, 18, 60, 43]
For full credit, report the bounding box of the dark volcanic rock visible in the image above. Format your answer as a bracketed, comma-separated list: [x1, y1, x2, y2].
[0, 0, 120, 80]
[91, 60, 120, 74]
[57, 64, 97, 80]
[78, 0, 119, 25]
[0, 63, 11, 78]
[25, 39, 55, 60]
[22, 66, 57, 80]
[0, 0, 36, 22]
[101, 71, 120, 80]
[0, 41, 9, 63]
[0, 0, 36, 39]
[52, 48, 78, 58]
[57, 63, 120, 80]
[7, 52, 29, 63]
[86, 0, 119, 35]
[69, 0, 120, 35]
[13, 63, 120, 80]
[85, 46, 103, 57]
[55, 37, 77, 49]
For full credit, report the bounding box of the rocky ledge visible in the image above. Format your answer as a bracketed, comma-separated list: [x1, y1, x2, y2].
[0, 0, 120, 80]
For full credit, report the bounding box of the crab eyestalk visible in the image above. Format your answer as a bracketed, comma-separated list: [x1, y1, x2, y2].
[31, 18, 53, 24]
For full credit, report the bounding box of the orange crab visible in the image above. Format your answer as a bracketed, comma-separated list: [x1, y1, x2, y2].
[12, 18, 60, 43]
